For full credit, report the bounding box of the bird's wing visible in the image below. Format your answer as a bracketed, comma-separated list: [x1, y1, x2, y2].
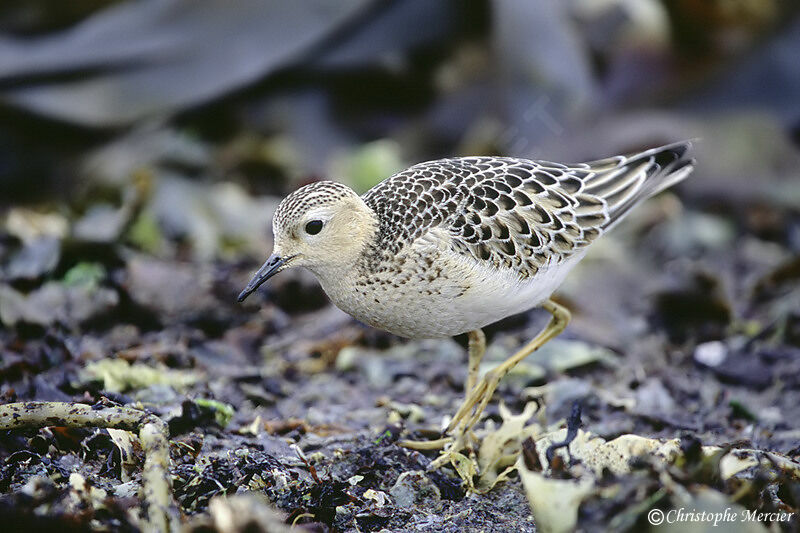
[361, 141, 694, 278]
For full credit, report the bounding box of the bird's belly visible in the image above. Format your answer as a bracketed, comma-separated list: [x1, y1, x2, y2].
[346, 288, 487, 338]
[323, 254, 582, 339]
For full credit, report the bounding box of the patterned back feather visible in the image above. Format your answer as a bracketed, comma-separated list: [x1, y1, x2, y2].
[361, 141, 694, 278]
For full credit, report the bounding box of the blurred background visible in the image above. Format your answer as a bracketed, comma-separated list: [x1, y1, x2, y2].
[2, 0, 800, 345]
[2, 0, 799, 226]
[2, 0, 800, 400]
[2, 1, 800, 530]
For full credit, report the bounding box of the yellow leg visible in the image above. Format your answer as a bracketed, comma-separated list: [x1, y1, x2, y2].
[466, 329, 486, 394]
[398, 329, 485, 451]
[429, 300, 570, 469]
[447, 300, 570, 434]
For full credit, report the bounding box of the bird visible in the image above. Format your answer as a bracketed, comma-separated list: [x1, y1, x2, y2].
[237, 140, 695, 467]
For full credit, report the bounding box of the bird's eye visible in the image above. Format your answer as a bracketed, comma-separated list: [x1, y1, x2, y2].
[304, 220, 323, 235]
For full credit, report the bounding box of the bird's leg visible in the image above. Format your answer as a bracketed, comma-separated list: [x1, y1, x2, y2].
[449, 300, 570, 434]
[466, 329, 486, 394]
[429, 300, 570, 469]
[397, 329, 485, 451]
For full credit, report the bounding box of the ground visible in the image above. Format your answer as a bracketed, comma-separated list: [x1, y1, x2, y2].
[1, 170, 799, 531]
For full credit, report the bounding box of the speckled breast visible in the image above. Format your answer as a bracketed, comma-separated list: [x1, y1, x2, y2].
[314, 245, 578, 339]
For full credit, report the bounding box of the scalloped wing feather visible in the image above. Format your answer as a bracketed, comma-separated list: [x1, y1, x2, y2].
[361, 141, 694, 279]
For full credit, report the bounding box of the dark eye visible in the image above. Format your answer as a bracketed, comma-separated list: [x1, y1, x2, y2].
[304, 220, 323, 235]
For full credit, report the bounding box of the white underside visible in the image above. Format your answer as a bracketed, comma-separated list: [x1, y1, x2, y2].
[416, 248, 584, 337]
[318, 238, 585, 339]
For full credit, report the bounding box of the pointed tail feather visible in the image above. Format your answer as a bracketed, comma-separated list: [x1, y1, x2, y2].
[582, 140, 696, 231]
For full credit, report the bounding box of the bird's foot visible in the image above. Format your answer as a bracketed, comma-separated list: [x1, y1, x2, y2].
[398, 370, 501, 476]
[428, 430, 473, 471]
[397, 427, 477, 473]
[404, 373, 499, 472]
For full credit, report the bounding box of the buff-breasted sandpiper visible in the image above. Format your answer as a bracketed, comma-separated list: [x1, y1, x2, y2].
[238, 140, 695, 468]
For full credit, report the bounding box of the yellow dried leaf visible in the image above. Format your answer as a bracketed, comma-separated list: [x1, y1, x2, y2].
[516, 458, 594, 533]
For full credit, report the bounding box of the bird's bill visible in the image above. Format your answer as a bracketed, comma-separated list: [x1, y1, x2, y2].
[237, 253, 287, 302]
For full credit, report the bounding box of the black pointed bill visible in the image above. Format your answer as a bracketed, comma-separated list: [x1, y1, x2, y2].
[237, 254, 289, 302]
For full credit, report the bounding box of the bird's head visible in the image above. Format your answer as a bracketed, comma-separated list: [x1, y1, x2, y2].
[237, 181, 376, 302]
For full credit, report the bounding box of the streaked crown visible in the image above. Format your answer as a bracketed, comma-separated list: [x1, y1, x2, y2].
[272, 181, 359, 230]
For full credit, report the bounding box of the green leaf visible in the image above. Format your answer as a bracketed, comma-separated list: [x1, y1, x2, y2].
[195, 398, 235, 428]
[62, 262, 106, 288]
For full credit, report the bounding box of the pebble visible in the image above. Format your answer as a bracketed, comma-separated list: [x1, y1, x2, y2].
[694, 341, 728, 367]
[389, 471, 442, 510]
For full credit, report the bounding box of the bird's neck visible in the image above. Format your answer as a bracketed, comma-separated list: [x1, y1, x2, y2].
[308, 208, 379, 309]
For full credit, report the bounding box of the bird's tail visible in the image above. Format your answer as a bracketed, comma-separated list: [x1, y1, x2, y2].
[581, 140, 696, 232]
